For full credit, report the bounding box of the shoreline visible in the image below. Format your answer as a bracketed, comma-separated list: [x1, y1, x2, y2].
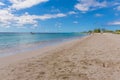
[0, 35, 90, 68]
[0, 34, 87, 57]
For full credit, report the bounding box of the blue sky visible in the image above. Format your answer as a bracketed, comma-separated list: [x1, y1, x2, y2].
[0, 0, 120, 32]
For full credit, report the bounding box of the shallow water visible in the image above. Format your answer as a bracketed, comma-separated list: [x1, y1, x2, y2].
[0, 33, 87, 57]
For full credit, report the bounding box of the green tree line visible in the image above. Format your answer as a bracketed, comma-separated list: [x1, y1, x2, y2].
[83, 29, 120, 34]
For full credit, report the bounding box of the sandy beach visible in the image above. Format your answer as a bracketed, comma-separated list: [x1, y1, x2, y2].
[0, 33, 120, 80]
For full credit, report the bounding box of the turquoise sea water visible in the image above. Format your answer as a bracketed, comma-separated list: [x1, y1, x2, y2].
[0, 33, 87, 57]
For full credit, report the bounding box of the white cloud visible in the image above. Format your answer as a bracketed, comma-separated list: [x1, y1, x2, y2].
[115, 13, 119, 16]
[108, 21, 120, 26]
[0, 9, 39, 27]
[37, 13, 66, 20]
[68, 11, 77, 15]
[50, 7, 60, 13]
[0, 2, 5, 6]
[0, 9, 14, 27]
[15, 13, 66, 26]
[73, 21, 78, 24]
[0, 10, 67, 27]
[113, 2, 120, 6]
[95, 13, 103, 17]
[75, 0, 107, 12]
[0, 0, 68, 27]
[15, 13, 38, 26]
[9, 0, 49, 10]
[55, 22, 62, 28]
[115, 6, 120, 11]
[0, 0, 76, 28]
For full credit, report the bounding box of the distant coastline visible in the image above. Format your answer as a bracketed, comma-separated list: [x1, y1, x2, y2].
[82, 28, 120, 34]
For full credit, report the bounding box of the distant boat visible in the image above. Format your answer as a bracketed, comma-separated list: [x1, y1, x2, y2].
[30, 32, 35, 34]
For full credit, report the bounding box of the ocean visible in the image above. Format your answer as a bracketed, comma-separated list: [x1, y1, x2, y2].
[0, 33, 87, 57]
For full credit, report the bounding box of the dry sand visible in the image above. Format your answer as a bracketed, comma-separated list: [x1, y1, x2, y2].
[0, 33, 120, 80]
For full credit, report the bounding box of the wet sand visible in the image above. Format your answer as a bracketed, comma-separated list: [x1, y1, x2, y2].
[0, 33, 120, 80]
